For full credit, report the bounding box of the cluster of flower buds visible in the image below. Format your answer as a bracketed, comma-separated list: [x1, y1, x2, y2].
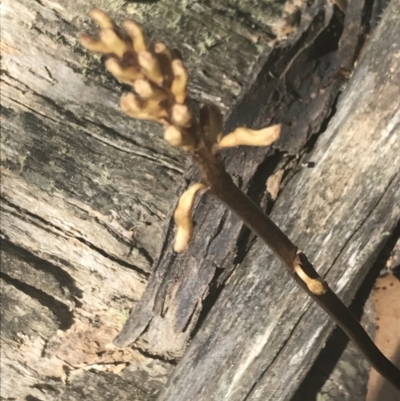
[80, 8, 195, 149]
[80, 9, 282, 252]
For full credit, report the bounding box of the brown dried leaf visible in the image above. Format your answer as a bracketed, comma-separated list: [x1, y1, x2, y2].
[366, 274, 400, 401]
[266, 169, 285, 201]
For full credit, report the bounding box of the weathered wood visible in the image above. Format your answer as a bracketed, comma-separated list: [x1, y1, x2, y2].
[0, 0, 311, 399]
[2, 0, 398, 399]
[154, 0, 400, 398]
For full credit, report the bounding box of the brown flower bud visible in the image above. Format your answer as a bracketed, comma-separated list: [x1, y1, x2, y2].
[164, 126, 196, 149]
[123, 20, 147, 53]
[164, 126, 184, 147]
[138, 51, 163, 85]
[89, 8, 114, 29]
[79, 33, 110, 54]
[133, 79, 168, 102]
[218, 124, 281, 149]
[105, 59, 143, 84]
[171, 104, 192, 128]
[294, 264, 327, 295]
[171, 59, 188, 104]
[100, 29, 130, 58]
[120, 93, 166, 122]
[174, 183, 208, 253]
[153, 42, 174, 84]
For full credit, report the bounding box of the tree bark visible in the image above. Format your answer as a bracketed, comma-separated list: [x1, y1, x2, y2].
[1, 0, 313, 399]
[1, 0, 399, 400]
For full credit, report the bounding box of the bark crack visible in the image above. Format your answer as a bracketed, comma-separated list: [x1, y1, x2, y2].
[0, 271, 74, 330]
[2, 198, 150, 279]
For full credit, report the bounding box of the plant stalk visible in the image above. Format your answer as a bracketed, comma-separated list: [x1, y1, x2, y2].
[203, 159, 400, 389]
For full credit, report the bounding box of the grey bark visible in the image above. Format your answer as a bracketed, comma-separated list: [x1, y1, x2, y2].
[0, 0, 310, 400]
[1, 0, 399, 400]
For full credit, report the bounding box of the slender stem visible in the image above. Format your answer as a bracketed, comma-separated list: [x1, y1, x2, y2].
[310, 288, 400, 386]
[201, 154, 400, 390]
